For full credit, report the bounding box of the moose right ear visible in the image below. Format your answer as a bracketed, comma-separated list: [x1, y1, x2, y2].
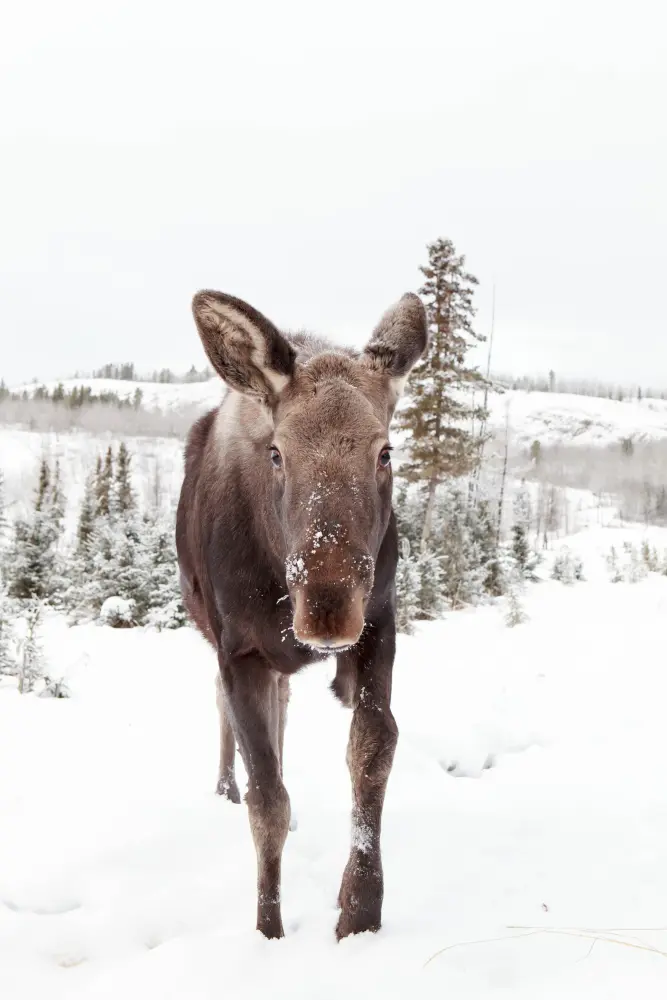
[361, 292, 429, 402]
[192, 291, 297, 405]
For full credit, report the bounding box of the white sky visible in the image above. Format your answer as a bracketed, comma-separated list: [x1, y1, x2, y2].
[1, 0, 666, 386]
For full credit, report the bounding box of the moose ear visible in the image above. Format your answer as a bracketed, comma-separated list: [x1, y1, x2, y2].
[362, 293, 429, 401]
[192, 290, 297, 404]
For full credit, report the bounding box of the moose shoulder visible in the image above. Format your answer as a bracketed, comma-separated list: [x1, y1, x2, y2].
[176, 290, 428, 940]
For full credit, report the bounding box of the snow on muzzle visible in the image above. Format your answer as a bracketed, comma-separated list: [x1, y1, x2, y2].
[286, 548, 374, 650]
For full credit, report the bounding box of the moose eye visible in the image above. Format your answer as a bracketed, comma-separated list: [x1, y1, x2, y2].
[378, 447, 392, 469]
[269, 446, 283, 469]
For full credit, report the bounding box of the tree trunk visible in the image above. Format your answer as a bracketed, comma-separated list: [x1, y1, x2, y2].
[420, 476, 438, 553]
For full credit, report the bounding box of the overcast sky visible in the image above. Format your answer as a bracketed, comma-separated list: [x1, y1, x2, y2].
[1, 0, 665, 386]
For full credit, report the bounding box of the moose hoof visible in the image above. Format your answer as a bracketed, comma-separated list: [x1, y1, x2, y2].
[257, 907, 285, 940]
[336, 906, 381, 941]
[336, 864, 383, 940]
[216, 777, 241, 803]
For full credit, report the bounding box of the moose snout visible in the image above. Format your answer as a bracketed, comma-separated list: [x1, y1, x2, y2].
[291, 583, 367, 650]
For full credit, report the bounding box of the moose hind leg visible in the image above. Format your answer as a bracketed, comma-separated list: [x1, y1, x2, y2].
[220, 656, 291, 939]
[215, 673, 240, 802]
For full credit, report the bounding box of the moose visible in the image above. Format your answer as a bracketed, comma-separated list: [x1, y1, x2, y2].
[176, 289, 428, 940]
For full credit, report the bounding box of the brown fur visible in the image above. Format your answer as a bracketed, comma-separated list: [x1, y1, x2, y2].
[177, 290, 427, 939]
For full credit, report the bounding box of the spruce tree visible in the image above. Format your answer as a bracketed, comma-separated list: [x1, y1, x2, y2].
[49, 459, 65, 534]
[415, 548, 446, 619]
[0, 590, 16, 678]
[140, 512, 187, 628]
[394, 538, 420, 634]
[469, 496, 503, 597]
[437, 488, 479, 608]
[96, 448, 114, 518]
[0, 468, 7, 545]
[7, 458, 63, 601]
[76, 473, 96, 556]
[511, 483, 532, 576]
[115, 443, 134, 515]
[17, 599, 44, 694]
[397, 238, 488, 550]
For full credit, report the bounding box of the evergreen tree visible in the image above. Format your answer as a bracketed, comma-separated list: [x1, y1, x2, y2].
[415, 548, 446, 619]
[397, 239, 488, 549]
[115, 443, 135, 515]
[76, 472, 96, 557]
[17, 599, 45, 694]
[511, 483, 537, 579]
[469, 496, 503, 597]
[0, 468, 7, 549]
[6, 458, 63, 601]
[140, 513, 188, 628]
[0, 590, 16, 677]
[96, 447, 113, 518]
[394, 538, 420, 634]
[505, 583, 528, 627]
[392, 481, 425, 557]
[49, 459, 65, 534]
[35, 457, 50, 512]
[436, 488, 483, 608]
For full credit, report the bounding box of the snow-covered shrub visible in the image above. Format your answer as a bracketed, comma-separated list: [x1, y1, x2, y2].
[605, 546, 623, 583]
[551, 547, 584, 585]
[144, 598, 188, 631]
[606, 542, 657, 583]
[38, 676, 71, 699]
[100, 596, 136, 628]
[505, 584, 528, 627]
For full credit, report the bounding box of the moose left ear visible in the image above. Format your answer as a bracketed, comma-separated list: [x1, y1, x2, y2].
[361, 293, 429, 401]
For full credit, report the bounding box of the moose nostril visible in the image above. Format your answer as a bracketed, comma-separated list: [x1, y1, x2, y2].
[291, 586, 365, 650]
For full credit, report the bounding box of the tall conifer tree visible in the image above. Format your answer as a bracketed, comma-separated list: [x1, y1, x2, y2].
[397, 239, 488, 549]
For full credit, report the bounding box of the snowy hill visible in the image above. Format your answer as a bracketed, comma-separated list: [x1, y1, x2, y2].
[12, 377, 667, 450]
[12, 376, 224, 413]
[488, 390, 667, 449]
[2, 522, 667, 998]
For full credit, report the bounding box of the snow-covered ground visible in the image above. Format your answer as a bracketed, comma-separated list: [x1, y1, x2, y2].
[3, 523, 667, 998]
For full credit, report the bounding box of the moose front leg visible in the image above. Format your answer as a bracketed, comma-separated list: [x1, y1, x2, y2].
[219, 654, 290, 939]
[336, 621, 398, 940]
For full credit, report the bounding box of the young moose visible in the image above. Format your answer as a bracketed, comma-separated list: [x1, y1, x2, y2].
[176, 290, 428, 940]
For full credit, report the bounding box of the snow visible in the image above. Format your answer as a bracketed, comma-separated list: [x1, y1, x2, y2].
[11, 376, 667, 449]
[2, 523, 667, 997]
[99, 596, 135, 626]
[11, 377, 224, 414]
[487, 389, 667, 448]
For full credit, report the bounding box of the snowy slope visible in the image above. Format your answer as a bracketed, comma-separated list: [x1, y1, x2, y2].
[11, 377, 224, 413]
[2, 523, 667, 998]
[12, 376, 667, 449]
[487, 389, 667, 448]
